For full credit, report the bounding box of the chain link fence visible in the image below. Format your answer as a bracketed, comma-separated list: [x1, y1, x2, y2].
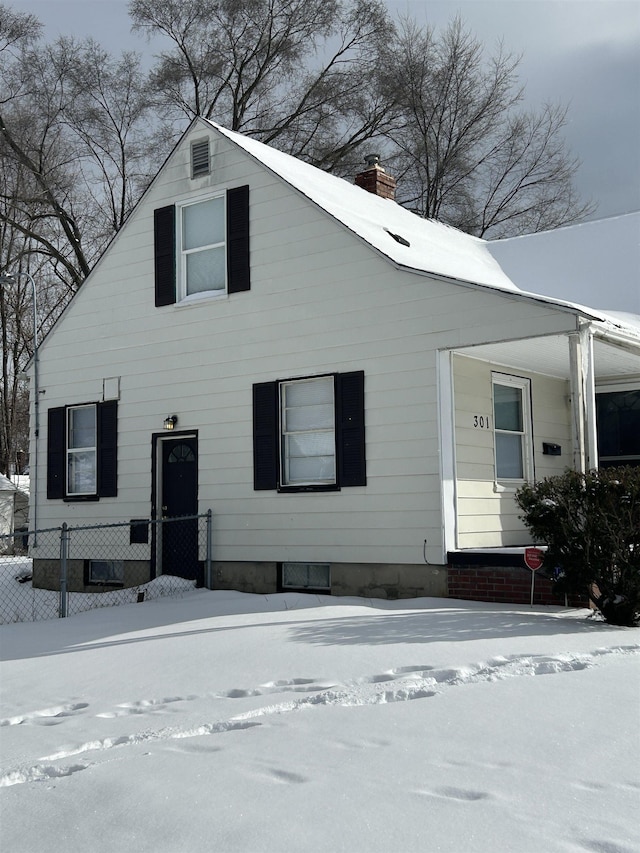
[0, 512, 212, 625]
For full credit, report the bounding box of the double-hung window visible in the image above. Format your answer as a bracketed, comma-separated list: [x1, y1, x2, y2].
[154, 185, 250, 307]
[67, 405, 97, 496]
[253, 371, 366, 492]
[47, 401, 118, 500]
[281, 377, 336, 486]
[180, 196, 226, 296]
[492, 373, 532, 481]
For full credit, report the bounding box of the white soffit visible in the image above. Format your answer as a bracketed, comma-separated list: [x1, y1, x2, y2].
[455, 335, 640, 382]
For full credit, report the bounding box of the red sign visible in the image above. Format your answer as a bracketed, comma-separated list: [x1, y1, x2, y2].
[524, 547, 544, 571]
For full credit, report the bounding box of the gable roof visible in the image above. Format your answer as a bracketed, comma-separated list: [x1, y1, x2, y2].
[207, 121, 518, 292]
[206, 122, 640, 342]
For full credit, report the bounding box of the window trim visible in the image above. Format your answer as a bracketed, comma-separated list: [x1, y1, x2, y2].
[280, 375, 337, 488]
[66, 404, 98, 497]
[492, 372, 533, 483]
[154, 185, 250, 307]
[47, 401, 118, 501]
[86, 559, 125, 587]
[177, 193, 227, 300]
[253, 371, 366, 492]
[280, 562, 331, 592]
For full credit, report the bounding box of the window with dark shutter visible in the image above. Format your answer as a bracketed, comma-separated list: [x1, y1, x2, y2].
[154, 205, 176, 306]
[47, 407, 65, 499]
[154, 185, 249, 303]
[252, 372, 366, 491]
[253, 382, 278, 490]
[46, 402, 118, 500]
[337, 371, 366, 487]
[98, 400, 118, 497]
[227, 185, 250, 293]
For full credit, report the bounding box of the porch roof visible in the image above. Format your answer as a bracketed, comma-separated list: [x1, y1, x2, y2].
[451, 328, 640, 383]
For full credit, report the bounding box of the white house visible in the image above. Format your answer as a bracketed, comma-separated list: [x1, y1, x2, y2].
[26, 119, 640, 602]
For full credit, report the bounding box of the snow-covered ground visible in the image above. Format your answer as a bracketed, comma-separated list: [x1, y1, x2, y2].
[1, 589, 638, 853]
[0, 557, 196, 624]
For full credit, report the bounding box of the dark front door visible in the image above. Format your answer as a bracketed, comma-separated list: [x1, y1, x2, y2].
[160, 436, 198, 578]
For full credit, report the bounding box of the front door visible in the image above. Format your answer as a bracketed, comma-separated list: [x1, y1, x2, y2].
[159, 436, 199, 578]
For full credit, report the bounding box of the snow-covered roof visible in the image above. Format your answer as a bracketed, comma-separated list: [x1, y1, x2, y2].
[488, 213, 640, 315]
[0, 474, 21, 493]
[208, 123, 640, 344]
[208, 121, 519, 292]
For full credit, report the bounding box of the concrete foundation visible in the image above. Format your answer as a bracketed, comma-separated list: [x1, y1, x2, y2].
[33, 559, 151, 593]
[212, 561, 448, 599]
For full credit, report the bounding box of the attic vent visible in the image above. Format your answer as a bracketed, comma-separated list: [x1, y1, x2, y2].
[384, 228, 410, 248]
[191, 139, 210, 178]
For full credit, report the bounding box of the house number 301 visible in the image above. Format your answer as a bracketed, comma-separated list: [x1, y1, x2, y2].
[473, 415, 491, 429]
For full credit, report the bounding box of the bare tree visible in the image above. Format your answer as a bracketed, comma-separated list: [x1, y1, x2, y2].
[0, 8, 156, 473]
[1, 36, 156, 289]
[383, 17, 594, 237]
[129, 0, 397, 169]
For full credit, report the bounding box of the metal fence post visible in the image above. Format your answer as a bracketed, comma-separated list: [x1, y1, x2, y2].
[59, 523, 69, 618]
[205, 509, 213, 590]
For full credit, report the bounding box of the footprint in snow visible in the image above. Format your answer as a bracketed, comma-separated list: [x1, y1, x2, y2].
[0, 702, 89, 727]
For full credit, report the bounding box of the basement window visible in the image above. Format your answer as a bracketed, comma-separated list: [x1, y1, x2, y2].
[282, 562, 330, 591]
[88, 560, 124, 586]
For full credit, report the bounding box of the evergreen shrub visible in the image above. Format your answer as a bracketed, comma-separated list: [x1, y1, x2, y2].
[516, 467, 640, 626]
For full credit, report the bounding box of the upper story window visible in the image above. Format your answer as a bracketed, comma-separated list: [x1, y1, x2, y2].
[180, 196, 226, 296]
[492, 373, 533, 481]
[154, 185, 250, 307]
[67, 405, 97, 495]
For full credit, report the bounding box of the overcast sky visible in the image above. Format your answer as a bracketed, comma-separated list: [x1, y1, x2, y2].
[10, 0, 640, 221]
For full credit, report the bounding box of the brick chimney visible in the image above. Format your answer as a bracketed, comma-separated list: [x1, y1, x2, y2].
[354, 153, 396, 201]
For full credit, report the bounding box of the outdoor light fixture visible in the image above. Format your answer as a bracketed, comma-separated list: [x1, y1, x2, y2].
[163, 415, 178, 430]
[0, 270, 39, 542]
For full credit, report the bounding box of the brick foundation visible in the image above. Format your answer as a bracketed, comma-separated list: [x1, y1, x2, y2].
[448, 565, 587, 607]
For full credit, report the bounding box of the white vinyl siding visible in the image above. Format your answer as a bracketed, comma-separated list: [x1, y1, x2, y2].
[454, 355, 571, 548]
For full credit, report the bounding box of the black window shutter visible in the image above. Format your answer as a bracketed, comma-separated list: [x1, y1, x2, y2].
[154, 205, 176, 306]
[47, 407, 66, 499]
[336, 371, 366, 487]
[253, 381, 278, 490]
[227, 185, 250, 293]
[98, 400, 118, 497]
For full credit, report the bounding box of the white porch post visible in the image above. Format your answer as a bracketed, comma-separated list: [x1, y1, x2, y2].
[437, 349, 457, 560]
[583, 327, 598, 470]
[568, 326, 598, 473]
